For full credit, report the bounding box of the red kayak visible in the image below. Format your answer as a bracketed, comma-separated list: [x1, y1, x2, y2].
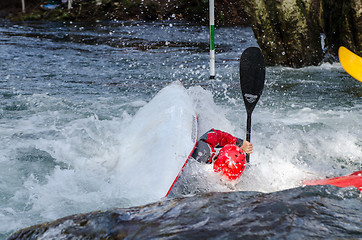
[303, 171, 362, 191]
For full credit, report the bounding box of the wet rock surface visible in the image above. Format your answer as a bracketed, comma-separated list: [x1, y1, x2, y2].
[7, 187, 362, 240]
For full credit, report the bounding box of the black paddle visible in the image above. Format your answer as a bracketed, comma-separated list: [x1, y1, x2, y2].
[239, 47, 265, 163]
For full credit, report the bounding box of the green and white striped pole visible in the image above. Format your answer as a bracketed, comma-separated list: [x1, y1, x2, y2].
[209, 0, 215, 79]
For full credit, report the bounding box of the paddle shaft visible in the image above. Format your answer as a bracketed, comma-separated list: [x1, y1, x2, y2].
[245, 112, 252, 162]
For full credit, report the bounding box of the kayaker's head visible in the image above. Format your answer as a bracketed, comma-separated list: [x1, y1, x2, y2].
[213, 144, 246, 180]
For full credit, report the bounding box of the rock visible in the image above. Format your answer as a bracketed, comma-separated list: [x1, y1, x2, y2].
[7, 187, 362, 239]
[321, 0, 361, 57]
[243, 0, 323, 67]
[242, 0, 361, 67]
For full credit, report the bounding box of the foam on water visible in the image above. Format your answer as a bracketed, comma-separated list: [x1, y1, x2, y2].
[2, 79, 361, 237]
[180, 83, 361, 194]
[1, 94, 141, 232]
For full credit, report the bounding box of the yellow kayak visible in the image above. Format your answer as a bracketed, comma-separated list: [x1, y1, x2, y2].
[338, 46, 362, 82]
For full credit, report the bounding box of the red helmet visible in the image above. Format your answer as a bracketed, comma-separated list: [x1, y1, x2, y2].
[213, 144, 246, 180]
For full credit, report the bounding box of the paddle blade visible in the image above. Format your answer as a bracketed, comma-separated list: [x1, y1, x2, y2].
[239, 47, 265, 163]
[240, 47, 266, 114]
[338, 46, 362, 82]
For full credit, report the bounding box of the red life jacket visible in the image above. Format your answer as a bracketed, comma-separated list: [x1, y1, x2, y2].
[198, 129, 240, 163]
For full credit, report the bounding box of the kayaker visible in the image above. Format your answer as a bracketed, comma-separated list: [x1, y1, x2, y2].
[191, 129, 253, 180]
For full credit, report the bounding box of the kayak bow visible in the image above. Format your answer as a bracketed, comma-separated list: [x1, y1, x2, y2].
[338, 46, 362, 82]
[303, 171, 362, 191]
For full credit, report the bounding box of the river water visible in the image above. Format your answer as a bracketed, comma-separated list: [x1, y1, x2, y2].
[0, 20, 361, 239]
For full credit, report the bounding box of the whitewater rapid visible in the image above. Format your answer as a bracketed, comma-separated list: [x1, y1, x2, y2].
[1, 21, 361, 239]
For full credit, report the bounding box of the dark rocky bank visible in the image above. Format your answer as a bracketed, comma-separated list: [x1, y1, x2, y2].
[1, 0, 361, 67]
[1, 0, 249, 25]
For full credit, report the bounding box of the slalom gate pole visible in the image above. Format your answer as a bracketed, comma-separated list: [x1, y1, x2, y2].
[21, 0, 25, 13]
[209, 0, 215, 79]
